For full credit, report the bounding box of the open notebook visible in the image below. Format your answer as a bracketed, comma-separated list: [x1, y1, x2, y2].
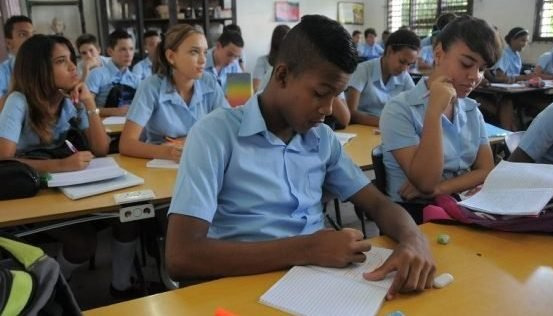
[458, 160, 553, 216]
[60, 172, 144, 200]
[47, 157, 125, 187]
[260, 247, 393, 316]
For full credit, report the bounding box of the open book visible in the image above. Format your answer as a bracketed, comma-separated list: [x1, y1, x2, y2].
[458, 160, 553, 216]
[47, 157, 125, 187]
[260, 247, 393, 316]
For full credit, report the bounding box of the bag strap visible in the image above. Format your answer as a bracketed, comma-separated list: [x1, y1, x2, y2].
[0, 270, 34, 316]
[0, 237, 44, 269]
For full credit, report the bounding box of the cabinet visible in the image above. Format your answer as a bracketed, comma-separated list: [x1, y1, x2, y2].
[96, 0, 236, 59]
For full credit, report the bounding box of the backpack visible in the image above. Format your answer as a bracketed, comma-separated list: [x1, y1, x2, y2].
[0, 235, 81, 315]
[0, 161, 42, 201]
[423, 195, 553, 233]
[104, 83, 136, 108]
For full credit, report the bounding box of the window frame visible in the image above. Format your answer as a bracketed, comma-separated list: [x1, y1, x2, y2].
[534, 0, 553, 41]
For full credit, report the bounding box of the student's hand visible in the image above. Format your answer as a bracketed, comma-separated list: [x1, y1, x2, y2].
[164, 136, 186, 147]
[428, 76, 456, 113]
[308, 228, 371, 267]
[70, 81, 94, 106]
[163, 144, 183, 162]
[398, 180, 435, 200]
[61, 151, 94, 171]
[84, 57, 102, 71]
[363, 235, 435, 300]
[112, 106, 129, 117]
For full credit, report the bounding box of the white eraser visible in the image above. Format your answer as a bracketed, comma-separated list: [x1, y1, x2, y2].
[433, 273, 454, 288]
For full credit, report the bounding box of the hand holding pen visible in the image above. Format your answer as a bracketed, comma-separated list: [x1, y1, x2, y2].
[62, 140, 93, 171]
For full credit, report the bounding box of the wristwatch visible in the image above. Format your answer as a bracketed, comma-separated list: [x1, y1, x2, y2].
[87, 108, 100, 116]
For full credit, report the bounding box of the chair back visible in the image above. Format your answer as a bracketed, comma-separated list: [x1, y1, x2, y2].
[371, 145, 387, 195]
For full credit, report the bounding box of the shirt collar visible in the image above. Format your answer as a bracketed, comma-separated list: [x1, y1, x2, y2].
[106, 59, 130, 77]
[158, 75, 214, 106]
[371, 58, 401, 86]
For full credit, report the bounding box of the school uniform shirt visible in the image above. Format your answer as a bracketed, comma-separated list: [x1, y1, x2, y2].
[348, 58, 415, 117]
[356, 43, 384, 60]
[85, 59, 140, 107]
[537, 50, 553, 75]
[205, 47, 242, 89]
[168, 95, 369, 241]
[132, 56, 153, 81]
[0, 55, 15, 98]
[419, 45, 434, 66]
[518, 103, 553, 164]
[380, 79, 488, 202]
[76, 55, 111, 78]
[252, 55, 270, 81]
[0, 91, 88, 154]
[420, 36, 432, 47]
[493, 46, 522, 76]
[126, 73, 229, 144]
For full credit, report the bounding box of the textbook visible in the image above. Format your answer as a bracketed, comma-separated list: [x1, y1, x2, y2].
[146, 159, 179, 169]
[334, 132, 357, 146]
[260, 247, 393, 316]
[225, 73, 252, 107]
[458, 160, 553, 216]
[60, 172, 144, 200]
[47, 157, 125, 187]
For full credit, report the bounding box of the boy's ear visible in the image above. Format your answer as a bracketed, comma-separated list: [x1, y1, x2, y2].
[107, 47, 114, 57]
[273, 63, 289, 88]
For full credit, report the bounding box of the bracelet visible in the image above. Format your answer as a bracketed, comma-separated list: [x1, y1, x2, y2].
[86, 108, 100, 116]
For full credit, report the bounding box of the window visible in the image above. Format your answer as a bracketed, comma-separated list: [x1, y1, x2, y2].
[387, 0, 473, 37]
[534, 0, 553, 40]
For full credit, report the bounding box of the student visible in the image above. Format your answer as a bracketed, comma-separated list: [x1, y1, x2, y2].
[356, 28, 384, 61]
[75, 33, 110, 81]
[346, 29, 420, 127]
[120, 24, 228, 160]
[417, 44, 434, 71]
[509, 103, 553, 163]
[492, 27, 533, 83]
[0, 15, 33, 99]
[205, 30, 243, 89]
[380, 16, 501, 222]
[420, 13, 456, 48]
[222, 24, 246, 71]
[165, 15, 434, 299]
[0, 34, 109, 279]
[352, 30, 361, 49]
[378, 29, 390, 49]
[534, 47, 553, 79]
[253, 24, 290, 92]
[86, 29, 140, 117]
[132, 30, 161, 80]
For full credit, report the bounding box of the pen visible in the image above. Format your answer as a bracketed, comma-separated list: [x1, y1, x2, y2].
[65, 140, 78, 153]
[325, 214, 341, 231]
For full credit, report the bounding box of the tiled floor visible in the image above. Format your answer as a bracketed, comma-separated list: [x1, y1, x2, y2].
[59, 171, 379, 311]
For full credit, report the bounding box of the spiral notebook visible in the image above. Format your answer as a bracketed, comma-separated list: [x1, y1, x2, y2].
[260, 247, 394, 316]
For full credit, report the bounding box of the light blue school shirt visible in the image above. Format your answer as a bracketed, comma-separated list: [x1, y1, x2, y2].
[253, 55, 270, 81]
[132, 56, 153, 81]
[518, 103, 553, 164]
[493, 46, 522, 76]
[537, 51, 553, 75]
[126, 73, 229, 144]
[0, 91, 89, 154]
[168, 95, 369, 241]
[0, 55, 15, 97]
[420, 36, 432, 47]
[356, 43, 384, 60]
[420, 45, 434, 66]
[85, 60, 140, 107]
[380, 79, 488, 202]
[77, 55, 111, 78]
[205, 48, 242, 89]
[348, 58, 415, 117]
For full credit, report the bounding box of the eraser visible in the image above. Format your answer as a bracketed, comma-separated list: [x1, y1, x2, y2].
[433, 273, 454, 288]
[437, 234, 450, 245]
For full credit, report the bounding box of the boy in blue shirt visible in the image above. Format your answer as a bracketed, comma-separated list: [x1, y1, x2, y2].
[357, 28, 383, 61]
[86, 29, 139, 117]
[132, 30, 161, 80]
[205, 30, 243, 89]
[0, 15, 33, 100]
[75, 33, 110, 81]
[166, 15, 434, 300]
[509, 103, 553, 164]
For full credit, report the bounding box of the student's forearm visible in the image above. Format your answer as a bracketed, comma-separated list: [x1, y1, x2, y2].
[99, 107, 127, 117]
[83, 106, 110, 156]
[332, 99, 351, 127]
[350, 110, 379, 126]
[119, 138, 173, 160]
[435, 169, 489, 195]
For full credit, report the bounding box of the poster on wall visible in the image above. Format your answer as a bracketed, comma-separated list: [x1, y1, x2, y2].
[337, 2, 364, 25]
[274, 1, 300, 22]
[28, 2, 84, 46]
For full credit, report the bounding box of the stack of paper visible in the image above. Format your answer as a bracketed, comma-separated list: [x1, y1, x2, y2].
[260, 247, 393, 316]
[335, 132, 357, 146]
[146, 159, 179, 169]
[48, 157, 125, 187]
[60, 172, 144, 200]
[458, 161, 553, 216]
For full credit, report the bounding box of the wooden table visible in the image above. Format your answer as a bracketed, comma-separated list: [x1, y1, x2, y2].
[105, 123, 124, 136]
[85, 223, 553, 315]
[0, 155, 176, 227]
[341, 124, 381, 170]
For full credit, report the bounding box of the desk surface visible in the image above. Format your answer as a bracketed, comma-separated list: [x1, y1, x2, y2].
[474, 84, 553, 95]
[105, 123, 124, 135]
[0, 155, 176, 227]
[86, 223, 553, 315]
[341, 124, 380, 170]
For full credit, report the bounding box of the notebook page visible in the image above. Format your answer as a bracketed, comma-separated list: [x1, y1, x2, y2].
[482, 160, 553, 190]
[458, 188, 553, 216]
[311, 247, 394, 289]
[146, 159, 179, 169]
[260, 266, 387, 316]
[334, 132, 357, 146]
[48, 157, 125, 187]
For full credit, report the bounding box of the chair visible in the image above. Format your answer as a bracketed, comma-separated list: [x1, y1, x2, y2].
[505, 131, 525, 155]
[371, 145, 387, 195]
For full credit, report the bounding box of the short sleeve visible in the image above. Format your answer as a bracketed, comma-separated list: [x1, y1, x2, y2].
[348, 63, 368, 92]
[519, 105, 553, 161]
[0, 92, 26, 143]
[380, 97, 420, 152]
[168, 115, 229, 222]
[126, 79, 156, 127]
[537, 53, 551, 72]
[85, 68, 102, 95]
[0, 70, 10, 97]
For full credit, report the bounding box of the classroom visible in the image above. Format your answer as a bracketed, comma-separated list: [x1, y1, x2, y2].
[0, 0, 552, 315]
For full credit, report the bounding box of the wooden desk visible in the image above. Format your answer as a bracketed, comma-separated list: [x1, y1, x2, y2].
[105, 124, 124, 136]
[85, 223, 553, 315]
[0, 155, 176, 227]
[341, 124, 381, 170]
